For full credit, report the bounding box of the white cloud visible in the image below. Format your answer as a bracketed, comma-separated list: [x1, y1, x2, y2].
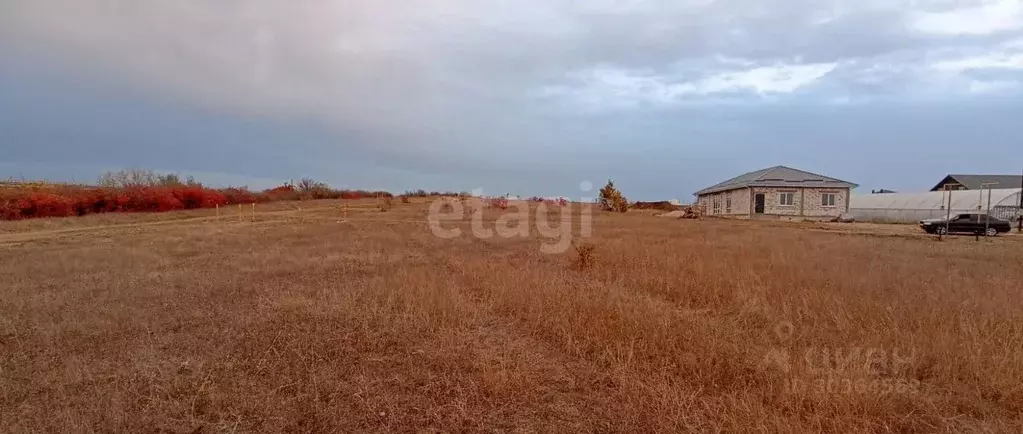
[548, 61, 837, 109]
[1003, 37, 1023, 49]
[931, 53, 1023, 72]
[696, 63, 838, 94]
[968, 79, 1021, 93]
[911, 0, 1023, 35]
[713, 55, 756, 68]
[846, 62, 909, 84]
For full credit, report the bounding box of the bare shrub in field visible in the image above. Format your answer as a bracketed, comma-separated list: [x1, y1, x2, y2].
[296, 178, 339, 200]
[531, 196, 570, 207]
[599, 179, 628, 212]
[97, 168, 201, 189]
[572, 243, 596, 269]
[98, 168, 160, 188]
[400, 195, 411, 204]
[219, 187, 257, 204]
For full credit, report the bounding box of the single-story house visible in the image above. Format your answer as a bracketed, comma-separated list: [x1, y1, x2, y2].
[694, 165, 858, 219]
[929, 174, 1023, 192]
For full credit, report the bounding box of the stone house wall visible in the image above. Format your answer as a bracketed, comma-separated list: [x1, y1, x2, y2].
[751, 187, 849, 218]
[698, 187, 850, 218]
[698, 188, 751, 216]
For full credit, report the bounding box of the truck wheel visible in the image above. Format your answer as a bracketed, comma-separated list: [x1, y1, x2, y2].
[936, 226, 947, 235]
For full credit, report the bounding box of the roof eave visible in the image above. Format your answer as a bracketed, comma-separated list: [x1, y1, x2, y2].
[929, 175, 958, 192]
[695, 182, 858, 197]
[693, 185, 747, 196]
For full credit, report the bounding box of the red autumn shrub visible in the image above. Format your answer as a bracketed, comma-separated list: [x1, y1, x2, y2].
[0, 191, 26, 220]
[172, 187, 203, 209]
[20, 193, 76, 218]
[203, 189, 228, 208]
[527, 197, 568, 207]
[96, 189, 125, 212]
[0, 201, 21, 220]
[541, 197, 569, 207]
[114, 187, 182, 212]
[172, 187, 227, 209]
[489, 197, 509, 210]
[69, 189, 101, 215]
[0, 176, 398, 221]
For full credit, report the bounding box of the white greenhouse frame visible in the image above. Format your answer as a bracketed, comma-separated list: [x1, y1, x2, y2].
[849, 188, 1022, 223]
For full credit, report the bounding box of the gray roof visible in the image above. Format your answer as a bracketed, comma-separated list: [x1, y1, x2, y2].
[930, 174, 1023, 191]
[694, 165, 858, 196]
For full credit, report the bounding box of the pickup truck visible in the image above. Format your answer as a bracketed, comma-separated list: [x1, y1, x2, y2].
[919, 213, 1012, 236]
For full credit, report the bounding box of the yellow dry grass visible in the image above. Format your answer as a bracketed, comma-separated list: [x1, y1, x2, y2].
[1, 200, 1022, 433]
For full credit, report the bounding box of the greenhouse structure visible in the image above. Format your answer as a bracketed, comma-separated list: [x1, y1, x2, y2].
[849, 188, 1022, 223]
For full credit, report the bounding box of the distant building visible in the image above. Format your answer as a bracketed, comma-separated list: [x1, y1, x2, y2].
[871, 189, 897, 194]
[694, 165, 857, 220]
[930, 174, 1023, 191]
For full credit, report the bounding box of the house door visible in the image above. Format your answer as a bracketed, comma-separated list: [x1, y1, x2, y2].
[754, 194, 765, 214]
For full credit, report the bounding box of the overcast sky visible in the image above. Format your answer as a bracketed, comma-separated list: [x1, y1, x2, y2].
[3, 1, 1023, 199]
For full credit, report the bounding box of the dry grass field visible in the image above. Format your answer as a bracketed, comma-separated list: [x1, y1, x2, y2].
[2, 199, 1022, 433]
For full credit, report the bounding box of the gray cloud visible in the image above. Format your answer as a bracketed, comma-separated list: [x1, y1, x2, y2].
[2, 0, 1023, 197]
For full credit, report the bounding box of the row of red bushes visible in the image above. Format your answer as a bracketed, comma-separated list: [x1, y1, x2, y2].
[0, 187, 229, 220]
[0, 185, 395, 221]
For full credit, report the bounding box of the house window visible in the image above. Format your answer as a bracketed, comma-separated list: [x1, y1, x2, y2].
[712, 196, 720, 214]
[779, 191, 795, 206]
[725, 196, 732, 213]
[821, 192, 836, 207]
